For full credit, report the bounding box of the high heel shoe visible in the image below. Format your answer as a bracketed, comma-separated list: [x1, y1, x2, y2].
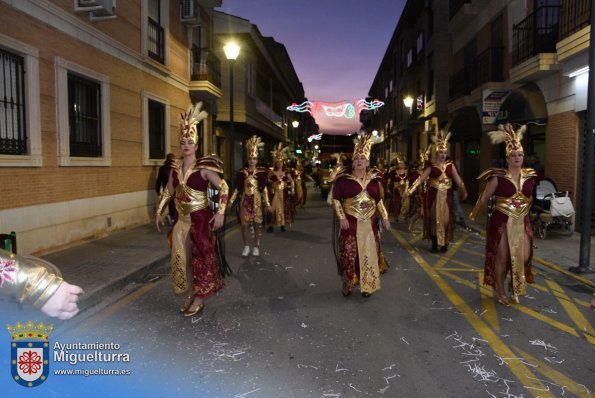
[510, 294, 520, 304]
[183, 299, 204, 317]
[179, 295, 193, 313]
[497, 296, 510, 307]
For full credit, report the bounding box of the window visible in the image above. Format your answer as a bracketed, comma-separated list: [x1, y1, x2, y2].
[417, 32, 424, 54]
[56, 57, 111, 166]
[0, 48, 26, 155]
[144, 0, 169, 65]
[68, 73, 101, 157]
[0, 33, 41, 167]
[141, 91, 170, 165]
[148, 100, 165, 159]
[406, 49, 413, 67]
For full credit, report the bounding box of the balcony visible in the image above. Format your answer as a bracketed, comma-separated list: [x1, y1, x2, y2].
[512, 5, 561, 66]
[449, 47, 504, 101]
[190, 46, 222, 91]
[559, 0, 590, 40]
[449, 0, 472, 20]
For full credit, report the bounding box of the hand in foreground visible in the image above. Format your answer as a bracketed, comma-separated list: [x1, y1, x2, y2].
[40, 282, 84, 320]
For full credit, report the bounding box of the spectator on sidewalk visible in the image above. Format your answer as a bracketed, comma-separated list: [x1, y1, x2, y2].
[470, 123, 538, 306]
[1, 249, 83, 320]
[155, 102, 229, 317]
[155, 153, 177, 225]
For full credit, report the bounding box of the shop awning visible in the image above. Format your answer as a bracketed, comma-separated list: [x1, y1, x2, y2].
[497, 83, 548, 124]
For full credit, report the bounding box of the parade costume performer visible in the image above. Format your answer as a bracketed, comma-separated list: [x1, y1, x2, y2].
[228, 135, 270, 257]
[155, 102, 229, 317]
[407, 131, 467, 252]
[331, 133, 390, 297]
[291, 158, 313, 208]
[387, 153, 410, 221]
[0, 249, 83, 320]
[469, 124, 537, 306]
[267, 143, 294, 232]
[408, 147, 431, 233]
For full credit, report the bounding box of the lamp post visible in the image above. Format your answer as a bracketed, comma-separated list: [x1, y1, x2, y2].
[291, 120, 299, 151]
[224, 41, 240, 181]
[403, 96, 413, 114]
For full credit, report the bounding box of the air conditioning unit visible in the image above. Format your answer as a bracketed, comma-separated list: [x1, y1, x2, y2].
[89, 0, 117, 21]
[74, 0, 103, 12]
[181, 0, 199, 22]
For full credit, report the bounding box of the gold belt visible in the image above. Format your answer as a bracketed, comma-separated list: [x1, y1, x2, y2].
[494, 193, 531, 219]
[343, 191, 376, 221]
[175, 185, 209, 216]
[429, 178, 452, 191]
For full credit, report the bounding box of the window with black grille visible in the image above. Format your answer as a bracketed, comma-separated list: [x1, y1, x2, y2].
[148, 99, 165, 159]
[0, 48, 27, 155]
[68, 73, 102, 157]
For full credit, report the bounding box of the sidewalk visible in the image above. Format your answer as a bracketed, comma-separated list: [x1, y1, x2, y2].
[24, 200, 593, 315]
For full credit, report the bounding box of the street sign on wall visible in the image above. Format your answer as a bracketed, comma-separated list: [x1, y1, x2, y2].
[482, 89, 511, 124]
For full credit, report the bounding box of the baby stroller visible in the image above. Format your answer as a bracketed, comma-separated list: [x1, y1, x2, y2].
[531, 178, 575, 239]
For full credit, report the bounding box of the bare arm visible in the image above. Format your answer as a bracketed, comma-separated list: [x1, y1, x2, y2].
[201, 168, 227, 230]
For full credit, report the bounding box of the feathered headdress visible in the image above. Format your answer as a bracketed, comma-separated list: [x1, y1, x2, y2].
[331, 152, 346, 166]
[352, 133, 374, 159]
[179, 102, 208, 143]
[432, 130, 451, 152]
[487, 123, 526, 156]
[395, 152, 407, 165]
[271, 142, 288, 163]
[245, 135, 264, 159]
[419, 145, 432, 163]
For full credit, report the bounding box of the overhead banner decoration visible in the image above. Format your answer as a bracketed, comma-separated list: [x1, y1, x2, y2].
[287, 99, 384, 119]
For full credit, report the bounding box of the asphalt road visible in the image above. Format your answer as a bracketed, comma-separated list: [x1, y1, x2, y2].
[56, 194, 594, 398]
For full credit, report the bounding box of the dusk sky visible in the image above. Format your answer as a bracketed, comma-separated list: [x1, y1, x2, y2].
[217, 0, 407, 135]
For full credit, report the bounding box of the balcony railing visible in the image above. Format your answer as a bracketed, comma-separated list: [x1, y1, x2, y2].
[449, 46, 504, 100]
[190, 46, 221, 88]
[560, 0, 590, 40]
[148, 17, 164, 64]
[449, 0, 472, 20]
[512, 5, 561, 66]
[475, 46, 504, 86]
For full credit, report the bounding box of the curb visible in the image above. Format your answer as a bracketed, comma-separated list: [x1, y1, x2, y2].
[77, 255, 170, 314]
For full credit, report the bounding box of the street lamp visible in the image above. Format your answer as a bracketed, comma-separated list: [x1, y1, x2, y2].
[291, 120, 299, 150]
[403, 96, 414, 113]
[224, 41, 240, 180]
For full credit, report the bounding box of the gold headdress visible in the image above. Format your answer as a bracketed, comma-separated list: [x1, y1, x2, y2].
[352, 133, 374, 159]
[432, 130, 451, 152]
[487, 123, 526, 156]
[245, 135, 264, 159]
[271, 142, 288, 163]
[179, 102, 208, 143]
[419, 145, 432, 164]
[395, 152, 407, 165]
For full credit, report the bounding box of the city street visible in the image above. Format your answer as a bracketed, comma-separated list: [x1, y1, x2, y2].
[59, 191, 594, 398]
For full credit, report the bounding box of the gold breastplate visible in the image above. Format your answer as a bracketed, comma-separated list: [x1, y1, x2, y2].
[494, 192, 531, 219]
[343, 190, 376, 221]
[273, 179, 286, 192]
[243, 175, 258, 196]
[175, 184, 209, 216]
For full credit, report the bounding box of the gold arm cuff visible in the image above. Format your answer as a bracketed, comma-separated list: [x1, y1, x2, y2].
[332, 199, 346, 220]
[1, 250, 64, 308]
[262, 187, 271, 208]
[377, 199, 389, 220]
[458, 183, 468, 200]
[407, 177, 422, 196]
[217, 180, 229, 214]
[469, 197, 483, 221]
[229, 189, 239, 207]
[155, 189, 172, 217]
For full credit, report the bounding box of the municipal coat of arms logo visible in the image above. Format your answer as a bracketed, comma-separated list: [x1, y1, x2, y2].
[7, 321, 53, 387]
